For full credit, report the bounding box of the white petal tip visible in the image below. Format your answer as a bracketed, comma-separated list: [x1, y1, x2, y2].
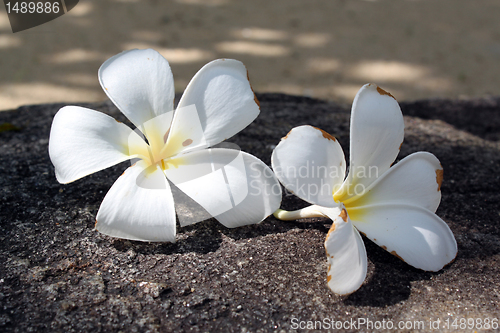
[362, 83, 396, 100]
[95, 220, 176, 243]
[323, 207, 367, 295]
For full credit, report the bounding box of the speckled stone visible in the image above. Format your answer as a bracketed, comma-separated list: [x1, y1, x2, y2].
[0, 94, 499, 332]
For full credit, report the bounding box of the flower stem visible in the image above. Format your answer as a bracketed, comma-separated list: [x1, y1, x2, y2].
[273, 205, 327, 221]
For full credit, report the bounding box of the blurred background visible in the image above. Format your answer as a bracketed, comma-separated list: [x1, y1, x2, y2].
[1, 0, 500, 110]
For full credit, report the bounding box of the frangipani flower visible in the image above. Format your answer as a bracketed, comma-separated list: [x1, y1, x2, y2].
[49, 49, 281, 242]
[271, 83, 457, 295]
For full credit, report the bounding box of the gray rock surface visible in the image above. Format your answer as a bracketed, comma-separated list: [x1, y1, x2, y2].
[0, 93, 499, 332]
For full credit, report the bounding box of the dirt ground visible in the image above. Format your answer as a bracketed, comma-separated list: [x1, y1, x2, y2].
[1, 93, 499, 332]
[1, 0, 500, 110]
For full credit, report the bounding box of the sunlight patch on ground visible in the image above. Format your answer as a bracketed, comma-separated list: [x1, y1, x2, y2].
[307, 57, 341, 74]
[0, 83, 105, 110]
[230, 28, 288, 41]
[348, 60, 452, 94]
[216, 41, 290, 57]
[67, 1, 93, 16]
[175, 0, 228, 6]
[0, 13, 12, 30]
[294, 33, 330, 48]
[262, 82, 403, 103]
[349, 61, 428, 82]
[110, 0, 140, 3]
[44, 49, 110, 64]
[0, 35, 21, 48]
[123, 43, 215, 64]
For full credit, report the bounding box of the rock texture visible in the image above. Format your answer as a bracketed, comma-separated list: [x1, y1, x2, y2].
[0, 93, 499, 332]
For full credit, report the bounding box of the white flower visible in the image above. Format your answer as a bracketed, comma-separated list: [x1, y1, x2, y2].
[271, 83, 457, 295]
[49, 49, 281, 242]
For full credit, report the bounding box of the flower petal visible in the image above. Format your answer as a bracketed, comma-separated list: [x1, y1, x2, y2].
[271, 125, 346, 207]
[345, 152, 443, 213]
[99, 49, 175, 132]
[48, 106, 149, 184]
[173, 59, 259, 149]
[349, 204, 457, 271]
[336, 83, 404, 201]
[164, 148, 281, 228]
[161, 104, 208, 159]
[322, 206, 367, 295]
[96, 161, 176, 242]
